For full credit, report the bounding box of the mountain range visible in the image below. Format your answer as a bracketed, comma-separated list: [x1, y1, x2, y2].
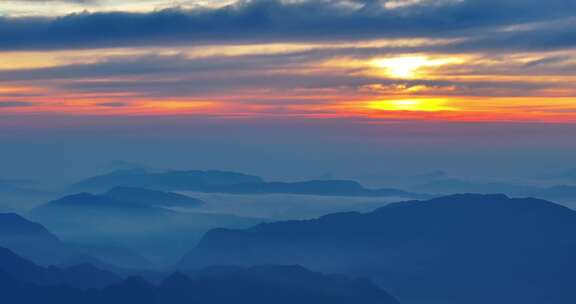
[32, 192, 172, 217]
[72, 169, 425, 198]
[0, 179, 55, 211]
[0, 246, 399, 304]
[0, 213, 80, 266]
[0, 211, 155, 271]
[181, 194, 576, 304]
[0, 246, 122, 289]
[414, 177, 576, 198]
[29, 191, 264, 267]
[105, 187, 205, 207]
[71, 169, 264, 192]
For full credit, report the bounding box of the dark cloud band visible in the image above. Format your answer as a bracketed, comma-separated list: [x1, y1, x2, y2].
[0, 0, 575, 51]
[0, 101, 36, 107]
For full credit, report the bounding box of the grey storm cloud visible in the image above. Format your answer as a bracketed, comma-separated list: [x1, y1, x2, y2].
[0, 0, 575, 50]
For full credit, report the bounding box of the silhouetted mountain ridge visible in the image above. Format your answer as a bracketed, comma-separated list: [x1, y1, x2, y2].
[181, 193, 576, 304]
[0, 213, 59, 240]
[0, 213, 82, 265]
[219, 179, 419, 197]
[105, 187, 205, 207]
[412, 179, 532, 194]
[29, 192, 265, 267]
[72, 169, 425, 198]
[32, 192, 173, 217]
[0, 247, 121, 289]
[0, 246, 399, 304]
[72, 169, 264, 192]
[527, 184, 576, 201]
[412, 178, 576, 204]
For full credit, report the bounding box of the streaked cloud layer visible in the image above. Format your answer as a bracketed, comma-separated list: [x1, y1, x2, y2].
[1, 0, 575, 123]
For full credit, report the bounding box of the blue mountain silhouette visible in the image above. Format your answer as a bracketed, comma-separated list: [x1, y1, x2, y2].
[0, 247, 121, 289]
[105, 186, 205, 207]
[180, 194, 576, 304]
[0, 212, 150, 270]
[32, 192, 173, 217]
[29, 192, 264, 267]
[72, 169, 264, 192]
[0, 246, 399, 304]
[0, 213, 80, 265]
[72, 169, 424, 197]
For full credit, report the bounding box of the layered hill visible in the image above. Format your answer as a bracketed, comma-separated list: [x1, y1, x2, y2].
[105, 187, 205, 207]
[72, 169, 424, 197]
[30, 192, 263, 267]
[0, 213, 79, 266]
[0, 246, 399, 304]
[181, 194, 576, 304]
[72, 169, 264, 192]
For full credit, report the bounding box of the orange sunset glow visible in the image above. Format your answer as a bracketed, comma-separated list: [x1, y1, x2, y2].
[3, 3, 576, 304]
[0, 0, 575, 124]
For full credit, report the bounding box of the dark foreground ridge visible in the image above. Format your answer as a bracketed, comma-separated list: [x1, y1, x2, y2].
[0, 246, 399, 304]
[181, 194, 576, 304]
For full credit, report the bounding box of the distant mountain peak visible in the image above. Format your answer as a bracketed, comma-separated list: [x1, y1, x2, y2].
[71, 169, 424, 198]
[72, 169, 264, 192]
[44, 192, 132, 207]
[31, 192, 167, 218]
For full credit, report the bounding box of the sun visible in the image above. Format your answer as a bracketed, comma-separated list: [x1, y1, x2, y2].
[367, 99, 455, 112]
[371, 55, 462, 79]
[372, 56, 429, 78]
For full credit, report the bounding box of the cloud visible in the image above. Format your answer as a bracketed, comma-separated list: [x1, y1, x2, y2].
[0, 50, 564, 101]
[7, 0, 97, 2]
[0, 0, 575, 50]
[524, 55, 573, 68]
[95, 102, 129, 107]
[444, 19, 576, 52]
[0, 101, 36, 107]
[0, 52, 311, 81]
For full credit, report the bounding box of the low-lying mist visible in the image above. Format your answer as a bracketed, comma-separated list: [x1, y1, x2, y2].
[173, 192, 404, 220]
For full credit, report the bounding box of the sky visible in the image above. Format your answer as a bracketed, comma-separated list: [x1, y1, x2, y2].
[1, 0, 576, 185]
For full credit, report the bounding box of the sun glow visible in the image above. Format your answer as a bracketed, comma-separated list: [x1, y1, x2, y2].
[367, 99, 456, 112]
[372, 55, 462, 79]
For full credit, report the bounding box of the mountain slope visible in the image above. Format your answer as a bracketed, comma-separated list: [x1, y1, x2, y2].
[29, 192, 264, 267]
[71, 169, 424, 197]
[164, 265, 399, 304]
[0, 213, 80, 266]
[180, 194, 576, 304]
[0, 212, 152, 270]
[217, 180, 420, 197]
[105, 187, 205, 207]
[0, 247, 121, 289]
[72, 169, 264, 192]
[32, 192, 169, 217]
[0, 247, 399, 304]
